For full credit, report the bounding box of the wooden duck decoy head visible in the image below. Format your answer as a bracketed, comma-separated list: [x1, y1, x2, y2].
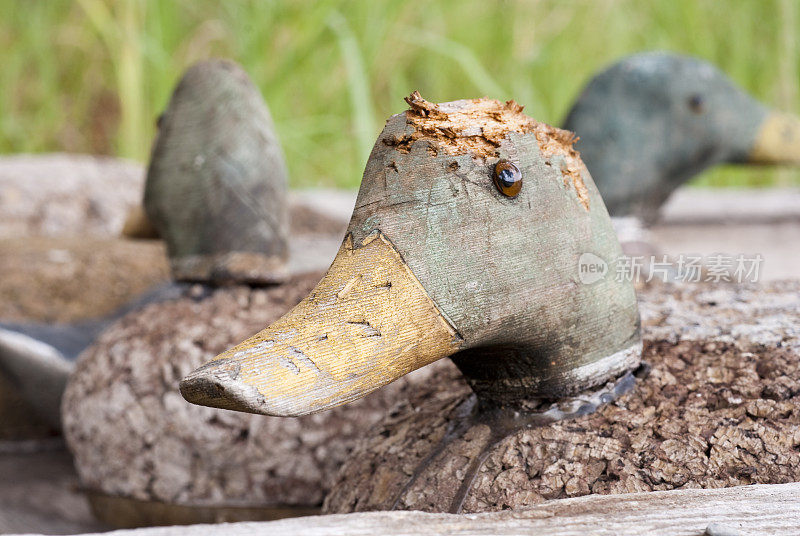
[144, 59, 289, 284]
[181, 92, 641, 416]
[564, 52, 800, 223]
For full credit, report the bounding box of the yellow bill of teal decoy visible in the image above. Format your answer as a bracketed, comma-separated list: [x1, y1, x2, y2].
[749, 111, 800, 166]
[180, 92, 642, 417]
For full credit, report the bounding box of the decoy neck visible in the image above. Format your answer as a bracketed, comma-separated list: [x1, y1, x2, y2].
[564, 51, 800, 223]
[180, 92, 641, 417]
[144, 59, 289, 285]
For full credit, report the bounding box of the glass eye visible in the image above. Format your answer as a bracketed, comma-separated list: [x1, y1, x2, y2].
[493, 160, 522, 198]
[688, 94, 705, 114]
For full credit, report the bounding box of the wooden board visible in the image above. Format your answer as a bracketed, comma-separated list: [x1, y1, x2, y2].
[12, 482, 800, 536]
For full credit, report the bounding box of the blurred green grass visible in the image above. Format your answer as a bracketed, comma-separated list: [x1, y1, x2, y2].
[1, 0, 799, 189]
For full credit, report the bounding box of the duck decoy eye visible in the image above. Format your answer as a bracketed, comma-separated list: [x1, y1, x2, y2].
[687, 94, 705, 114]
[493, 160, 522, 198]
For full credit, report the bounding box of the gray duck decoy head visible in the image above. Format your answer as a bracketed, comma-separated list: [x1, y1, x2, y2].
[564, 51, 800, 223]
[181, 92, 642, 417]
[144, 58, 289, 284]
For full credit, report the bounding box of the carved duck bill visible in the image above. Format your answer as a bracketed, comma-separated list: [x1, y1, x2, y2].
[181, 92, 642, 417]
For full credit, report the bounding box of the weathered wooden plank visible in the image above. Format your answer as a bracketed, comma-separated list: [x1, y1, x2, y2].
[12, 482, 800, 536]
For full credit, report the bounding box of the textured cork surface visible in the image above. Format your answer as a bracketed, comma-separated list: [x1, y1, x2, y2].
[324, 280, 800, 514]
[62, 272, 452, 512]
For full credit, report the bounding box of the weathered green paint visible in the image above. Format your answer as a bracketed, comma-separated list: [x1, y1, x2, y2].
[563, 52, 770, 223]
[348, 103, 640, 403]
[144, 59, 289, 284]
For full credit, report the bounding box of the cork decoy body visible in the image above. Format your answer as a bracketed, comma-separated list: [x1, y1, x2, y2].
[564, 52, 800, 223]
[181, 93, 642, 418]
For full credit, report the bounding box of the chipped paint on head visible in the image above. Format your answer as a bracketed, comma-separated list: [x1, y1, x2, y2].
[389, 91, 589, 210]
[533, 124, 590, 210]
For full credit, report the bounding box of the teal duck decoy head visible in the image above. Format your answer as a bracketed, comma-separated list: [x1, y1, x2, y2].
[181, 92, 641, 417]
[564, 51, 800, 224]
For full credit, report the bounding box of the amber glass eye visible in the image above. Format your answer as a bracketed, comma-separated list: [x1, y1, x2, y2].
[493, 160, 522, 198]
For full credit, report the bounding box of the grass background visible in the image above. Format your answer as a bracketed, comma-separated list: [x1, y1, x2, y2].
[2, 0, 798, 189]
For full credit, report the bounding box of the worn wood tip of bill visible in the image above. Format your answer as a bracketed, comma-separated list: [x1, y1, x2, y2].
[396, 91, 589, 209]
[180, 232, 462, 417]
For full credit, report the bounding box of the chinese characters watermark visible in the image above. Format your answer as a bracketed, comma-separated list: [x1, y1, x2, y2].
[579, 253, 763, 284]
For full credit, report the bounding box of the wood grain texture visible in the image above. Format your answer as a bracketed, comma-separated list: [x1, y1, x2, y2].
[13, 482, 800, 535]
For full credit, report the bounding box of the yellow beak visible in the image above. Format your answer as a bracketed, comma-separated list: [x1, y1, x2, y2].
[180, 232, 463, 416]
[749, 111, 800, 165]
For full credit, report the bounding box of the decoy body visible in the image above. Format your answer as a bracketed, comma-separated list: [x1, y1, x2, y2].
[322, 279, 800, 513]
[60, 59, 409, 526]
[181, 93, 641, 428]
[564, 52, 800, 223]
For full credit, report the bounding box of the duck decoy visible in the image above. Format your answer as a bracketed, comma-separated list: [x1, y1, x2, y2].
[0, 58, 320, 435]
[180, 92, 800, 517]
[57, 59, 379, 527]
[564, 51, 800, 224]
[180, 91, 641, 446]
